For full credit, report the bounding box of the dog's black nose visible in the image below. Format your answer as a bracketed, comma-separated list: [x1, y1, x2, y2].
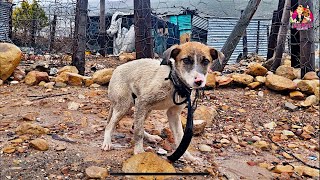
[195, 80, 203, 86]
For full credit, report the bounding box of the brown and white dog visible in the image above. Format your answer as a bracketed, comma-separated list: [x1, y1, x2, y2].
[102, 42, 224, 161]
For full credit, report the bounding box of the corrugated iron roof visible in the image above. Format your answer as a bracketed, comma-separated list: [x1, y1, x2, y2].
[192, 15, 208, 31]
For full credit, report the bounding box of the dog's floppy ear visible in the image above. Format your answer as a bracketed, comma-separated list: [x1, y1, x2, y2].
[210, 48, 225, 65]
[161, 45, 181, 65]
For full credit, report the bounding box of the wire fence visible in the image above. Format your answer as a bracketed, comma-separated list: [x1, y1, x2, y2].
[0, 0, 319, 70]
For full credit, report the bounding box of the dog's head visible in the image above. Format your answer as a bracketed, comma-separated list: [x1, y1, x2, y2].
[162, 42, 224, 88]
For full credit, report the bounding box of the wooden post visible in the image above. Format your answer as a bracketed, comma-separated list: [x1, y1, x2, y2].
[256, 20, 260, 54]
[99, 0, 106, 56]
[267, 0, 285, 60]
[72, 0, 88, 75]
[211, 0, 262, 71]
[299, 0, 315, 77]
[241, 10, 248, 58]
[291, 0, 300, 68]
[134, 0, 153, 59]
[270, 0, 291, 71]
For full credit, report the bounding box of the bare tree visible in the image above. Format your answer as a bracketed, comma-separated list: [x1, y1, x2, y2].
[211, 0, 261, 72]
[270, 0, 291, 71]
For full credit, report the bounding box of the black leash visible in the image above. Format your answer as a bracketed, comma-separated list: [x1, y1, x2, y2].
[162, 61, 199, 162]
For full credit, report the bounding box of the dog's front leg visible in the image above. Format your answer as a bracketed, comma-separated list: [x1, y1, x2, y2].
[133, 103, 149, 154]
[167, 106, 198, 162]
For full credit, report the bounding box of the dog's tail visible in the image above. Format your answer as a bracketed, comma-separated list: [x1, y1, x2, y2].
[106, 104, 113, 123]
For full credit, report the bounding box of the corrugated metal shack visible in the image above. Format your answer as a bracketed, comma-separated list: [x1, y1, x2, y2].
[0, 1, 12, 42]
[207, 17, 271, 63]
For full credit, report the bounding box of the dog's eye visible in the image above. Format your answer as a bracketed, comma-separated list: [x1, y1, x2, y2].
[202, 59, 210, 66]
[182, 58, 193, 65]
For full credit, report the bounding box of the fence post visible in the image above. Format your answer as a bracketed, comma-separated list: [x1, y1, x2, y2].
[291, 0, 300, 68]
[134, 0, 153, 59]
[299, 0, 315, 77]
[72, 0, 88, 75]
[99, 0, 106, 56]
[49, 1, 57, 53]
[241, 10, 248, 58]
[256, 20, 260, 54]
[270, 0, 291, 71]
[211, 0, 261, 72]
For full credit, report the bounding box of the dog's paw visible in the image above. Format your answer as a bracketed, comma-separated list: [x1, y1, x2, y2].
[101, 140, 112, 151]
[145, 134, 163, 143]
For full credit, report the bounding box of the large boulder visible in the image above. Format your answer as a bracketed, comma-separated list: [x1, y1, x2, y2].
[122, 152, 175, 180]
[0, 43, 23, 80]
[254, 76, 266, 84]
[275, 65, 296, 80]
[24, 71, 49, 85]
[232, 73, 254, 85]
[297, 80, 319, 94]
[265, 74, 296, 91]
[92, 68, 114, 85]
[245, 63, 268, 76]
[303, 71, 319, 80]
[57, 66, 79, 75]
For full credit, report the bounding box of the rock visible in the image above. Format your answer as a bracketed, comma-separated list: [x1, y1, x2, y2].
[0, 43, 23, 80]
[275, 65, 296, 80]
[55, 82, 67, 88]
[293, 68, 301, 79]
[2, 145, 16, 153]
[13, 67, 25, 81]
[49, 67, 58, 76]
[253, 141, 270, 150]
[273, 165, 294, 174]
[55, 72, 69, 83]
[252, 136, 261, 142]
[216, 76, 233, 86]
[282, 130, 295, 137]
[22, 112, 38, 121]
[301, 95, 318, 107]
[182, 166, 194, 173]
[122, 152, 175, 180]
[15, 123, 49, 135]
[181, 119, 206, 135]
[90, 83, 101, 88]
[206, 72, 216, 88]
[303, 125, 315, 134]
[85, 166, 109, 179]
[92, 68, 114, 85]
[24, 71, 49, 85]
[66, 73, 84, 86]
[0, 79, 3, 85]
[220, 139, 230, 144]
[246, 63, 268, 76]
[303, 71, 319, 80]
[232, 73, 254, 85]
[254, 76, 266, 84]
[265, 74, 296, 91]
[55, 144, 67, 151]
[199, 144, 211, 152]
[68, 102, 81, 110]
[83, 77, 94, 87]
[248, 82, 261, 89]
[264, 122, 277, 129]
[192, 105, 217, 127]
[284, 102, 298, 111]
[314, 87, 320, 101]
[282, 152, 293, 159]
[257, 91, 264, 97]
[119, 52, 136, 62]
[58, 66, 78, 75]
[230, 135, 239, 143]
[157, 148, 167, 155]
[300, 132, 312, 140]
[30, 138, 49, 151]
[289, 91, 304, 100]
[297, 80, 318, 94]
[44, 82, 55, 89]
[294, 166, 319, 177]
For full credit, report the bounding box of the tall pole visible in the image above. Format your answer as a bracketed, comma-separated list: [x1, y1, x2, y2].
[72, 0, 88, 75]
[99, 0, 106, 56]
[299, 0, 315, 77]
[134, 0, 153, 59]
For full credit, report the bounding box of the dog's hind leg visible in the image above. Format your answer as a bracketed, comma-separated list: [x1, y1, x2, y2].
[102, 103, 131, 151]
